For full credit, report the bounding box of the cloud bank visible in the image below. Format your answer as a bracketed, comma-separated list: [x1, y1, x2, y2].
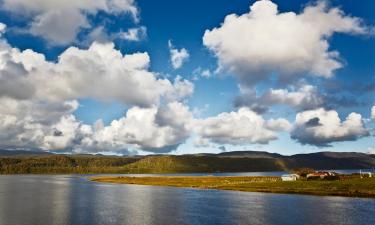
[0, 23, 195, 153]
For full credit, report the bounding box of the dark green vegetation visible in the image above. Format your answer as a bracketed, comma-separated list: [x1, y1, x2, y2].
[0, 150, 374, 174]
[91, 176, 375, 198]
[0, 155, 139, 174]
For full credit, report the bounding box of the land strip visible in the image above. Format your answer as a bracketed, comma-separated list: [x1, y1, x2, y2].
[91, 176, 375, 198]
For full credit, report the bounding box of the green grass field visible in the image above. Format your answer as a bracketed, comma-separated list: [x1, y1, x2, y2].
[91, 176, 375, 198]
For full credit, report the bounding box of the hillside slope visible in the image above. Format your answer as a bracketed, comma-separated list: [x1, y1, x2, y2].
[122, 155, 284, 173]
[0, 150, 374, 174]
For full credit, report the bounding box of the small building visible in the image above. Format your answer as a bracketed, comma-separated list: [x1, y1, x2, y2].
[281, 174, 300, 181]
[307, 171, 337, 180]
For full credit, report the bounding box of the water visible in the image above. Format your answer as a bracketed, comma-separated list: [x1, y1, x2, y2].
[0, 175, 374, 225]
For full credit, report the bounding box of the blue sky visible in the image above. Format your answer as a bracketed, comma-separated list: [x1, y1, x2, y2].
[0, 0, 374, 155]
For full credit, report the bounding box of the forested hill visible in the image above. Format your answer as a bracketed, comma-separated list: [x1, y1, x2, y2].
[0, 150, 374, 174]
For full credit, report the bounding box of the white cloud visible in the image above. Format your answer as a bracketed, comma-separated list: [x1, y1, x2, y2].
[203, 0, 367, 86]
[86, 26, 112, 44]
[261, 85, 323, 109]
[0, 97, 194, 153]
[0, 23, 6, 34]
[235, 85, 324, 112]
[367, 147, 375, 154]
[86, 26, 147, 44]
[372, 105, 375, 120]
[192, 67, 212, 80]
[194, 107, 291, 145]
[168, 40, 189, 69]
[2, 0, 139, 45]
[0, 24, 195, 153]
[80, 102, 193, 152]
[0, 98, 79, 125]
[0, 32, 193, 106]
[201, 69, 211, 78]
[265, 118, 292, 132]
[42, 114, 85, 150]
[291, 108, 369, 147]
[29, 9, 90, 46]
[118, 26, 147, 41]
[0, 97, 83, 150]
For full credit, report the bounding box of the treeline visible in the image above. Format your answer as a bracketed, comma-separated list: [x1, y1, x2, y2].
[0, 155, 283, 174]
[122, 155, 284, 173]
[0, 155, 138, 174]
[1, 152, 374, 174]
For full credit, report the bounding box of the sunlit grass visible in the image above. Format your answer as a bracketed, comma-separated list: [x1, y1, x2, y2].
[91, 176, 375, 198]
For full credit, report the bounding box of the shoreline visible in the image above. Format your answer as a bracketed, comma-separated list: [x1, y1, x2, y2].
[90, 176, 375, 198]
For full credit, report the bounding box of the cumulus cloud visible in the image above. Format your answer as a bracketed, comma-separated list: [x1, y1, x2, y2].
[42, 114, 89, 150]
[235, 85, 324, 112]
[0, 97, 194, 153]
[86, 26, 147, 44]
[118, 26, 147, 41]
[192, 67, 212, 80]
[80, 102, 193, 152]
[291, 108, 369, 147]
[265, 118, 292, 132]
[0, 23, 6, 34]
[194, 107, 291, 145]
[261, 85, 323, 109]
[168, 40, 189, 69]
[203, 0, 368, 86]
[0, 23, 195, 153]
[0, 31, 193, 106]
[1, 0, 139, 45]
[0, 97, 84, 150]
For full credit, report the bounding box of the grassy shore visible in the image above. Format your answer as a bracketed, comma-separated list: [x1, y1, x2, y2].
[91, 176, 375, 198]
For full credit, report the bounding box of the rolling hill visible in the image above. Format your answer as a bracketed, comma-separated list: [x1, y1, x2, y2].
[0, 150, 374, 174]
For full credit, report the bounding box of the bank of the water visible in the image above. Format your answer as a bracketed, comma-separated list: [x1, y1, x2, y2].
[91, 176, 375, 198]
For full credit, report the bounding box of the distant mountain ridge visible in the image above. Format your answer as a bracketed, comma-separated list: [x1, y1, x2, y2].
[0, 149, 372, 158]
[217, 151, 282, 158]
[0, 149, 52, 156]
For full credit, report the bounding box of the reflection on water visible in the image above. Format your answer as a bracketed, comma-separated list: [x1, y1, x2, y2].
[0, 175, 374, 225]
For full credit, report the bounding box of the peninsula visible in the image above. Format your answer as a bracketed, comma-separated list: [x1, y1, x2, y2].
[91, 175, 375, 198]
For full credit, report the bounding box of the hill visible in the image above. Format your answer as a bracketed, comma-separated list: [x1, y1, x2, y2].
[0, 150, 374, 174]
[121, 155, 284, 173]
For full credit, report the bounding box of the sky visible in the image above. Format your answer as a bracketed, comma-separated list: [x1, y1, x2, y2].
[0, 0, 374, 155]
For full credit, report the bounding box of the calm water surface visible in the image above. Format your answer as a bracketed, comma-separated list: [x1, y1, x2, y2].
[0, 175, 374, 225]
